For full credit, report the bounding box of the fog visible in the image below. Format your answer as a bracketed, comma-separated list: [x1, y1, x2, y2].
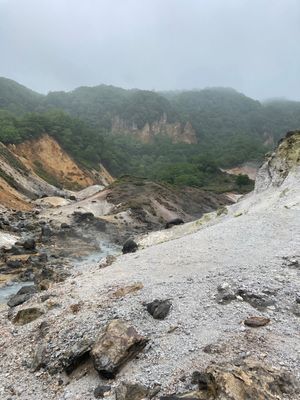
[0, 0, 299, 99]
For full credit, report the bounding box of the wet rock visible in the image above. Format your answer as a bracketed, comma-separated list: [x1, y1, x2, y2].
[244, 316, 270, 327]
[17, 285, 37, 295]
[94, 385, 111, 398]
[23, 238, 36, 251]
[146, 299, 172, 320]
[165, 218, 184, 229]
[7, 293, 32, 308]
[91, 319, 149, 378]
[13, 307, 44, 325]
[116, 382, 160, 400]
[122, 238, 138, 254]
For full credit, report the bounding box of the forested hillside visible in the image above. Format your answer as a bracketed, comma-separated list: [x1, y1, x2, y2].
[0, 77, 299, 191]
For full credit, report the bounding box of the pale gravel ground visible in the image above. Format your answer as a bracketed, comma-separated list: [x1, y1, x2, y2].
[0, 205, 299, 400]
[0, 160, 299, 399]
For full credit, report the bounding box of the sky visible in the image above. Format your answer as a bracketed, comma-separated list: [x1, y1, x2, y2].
[0, 0, 300, 100]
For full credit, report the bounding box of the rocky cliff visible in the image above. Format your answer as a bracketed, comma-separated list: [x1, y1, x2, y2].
[111, 113, 197, 144]
[0, 135, 114, 210]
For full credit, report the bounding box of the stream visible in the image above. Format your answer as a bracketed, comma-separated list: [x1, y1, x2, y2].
[0, 239, 120, 305]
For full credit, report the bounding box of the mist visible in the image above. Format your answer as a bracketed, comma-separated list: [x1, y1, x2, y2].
[0, 0, 299, 100]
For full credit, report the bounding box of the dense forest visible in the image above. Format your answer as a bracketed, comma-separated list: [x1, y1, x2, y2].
[0, 77, 300, 191]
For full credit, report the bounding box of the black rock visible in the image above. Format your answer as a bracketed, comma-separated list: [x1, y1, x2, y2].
[23, 238, 36, 251]
[8, 245, 24, 255]
[165, 218, 184, 229]
[41, 225, 52, 237]
[73, 211, 95, 223]
[191, 371, 214, 390]
[17, 285, 37, 295]
[6, 259, 23, 268]
[122, 239, 138, 254]
[7, 293, 31, 308]
[94, 385, 111, 398]
[146, 299, 172, 320]
[60, 223, 70, 229]
[69, 195, 77, 201]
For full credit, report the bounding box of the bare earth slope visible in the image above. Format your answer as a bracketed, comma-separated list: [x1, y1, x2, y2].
[0, 132, 299, 399]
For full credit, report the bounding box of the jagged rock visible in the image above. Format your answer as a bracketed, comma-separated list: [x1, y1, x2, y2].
[146, 299, 172, 320]
[162, 361, 298, 399]
[165, 218, 184, 229]
[13, 307, 44, 325]
[116, 382, 160, 400]
[73, 211, 95, 223]
[63, 339, 93, 375]
[94, 385, 111, 398]
[244, 316, 270, 327]
[91, 320, 149, 378]
[122, 239, 138, 254]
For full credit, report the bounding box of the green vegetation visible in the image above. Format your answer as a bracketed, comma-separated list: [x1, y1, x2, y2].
[0, 78, 299, 194]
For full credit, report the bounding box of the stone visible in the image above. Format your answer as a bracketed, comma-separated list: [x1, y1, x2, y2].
[23, 238, 36, 251]
[13, 307, 44, 325]
[165, 218, 184, 229]
[94, 385, 111, 398]
[236, 288, 275, 310]
[17, 285, 37, 295]
[244, 316, 270, 327]
[122, 239, 138, 254]
[91, 320, 148, 378]
[116, 382, 160, 400]
[114, 282, 144, 298]
[63, 339, 92, 375]
[216, 283, 236, 304]
[161, 360, 298, 399]
[191, 371, 214, 390]
[146, 299, 172, 320]
[7, 293, 31, 308]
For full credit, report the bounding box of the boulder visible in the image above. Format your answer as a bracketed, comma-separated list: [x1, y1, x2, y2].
[146, 299, 172, 320]
[7, 293, 32, 308]
[23, 238, 36, 251]
[13, 307, 44, 325]
[122, 239, 138, 254]
[165, 218, 184, 229]
[116, 382, 160, 400]
[94, 385, 111, 398]
[91, 320, 148, 378]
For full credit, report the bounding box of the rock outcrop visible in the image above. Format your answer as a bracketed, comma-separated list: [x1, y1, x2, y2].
[111, 114, 197, 144]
